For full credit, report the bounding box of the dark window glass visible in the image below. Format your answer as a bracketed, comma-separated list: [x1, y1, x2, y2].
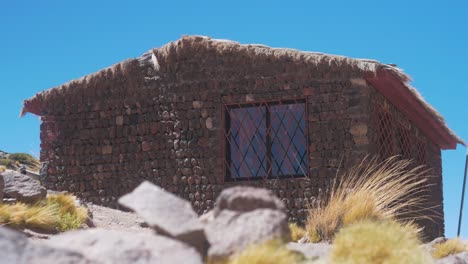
[225, 100, 307, 180]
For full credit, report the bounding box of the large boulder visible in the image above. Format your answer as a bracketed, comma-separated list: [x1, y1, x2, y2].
[118, 181, 209, 256]
[1, 170, 46, 203]
[212, 186, 285, 216]
[435, 252, 468, 264]
[44, 228, 203, 264]
[0, 226, 93, 264]
[205, 208, 290, 260]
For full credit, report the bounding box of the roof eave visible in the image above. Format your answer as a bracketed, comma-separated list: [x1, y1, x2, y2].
[365, 70, 465, 150]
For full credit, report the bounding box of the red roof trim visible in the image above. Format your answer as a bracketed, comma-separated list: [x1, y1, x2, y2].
[366, 70, 457, 150]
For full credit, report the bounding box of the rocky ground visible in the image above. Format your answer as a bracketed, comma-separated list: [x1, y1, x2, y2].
[1, 164, 467, 263]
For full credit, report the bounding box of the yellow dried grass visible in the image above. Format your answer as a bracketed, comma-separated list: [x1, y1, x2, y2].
[0, 194, 87, 232]
[209, 240, 303, 264]
[330, 219, 432, 264]
[432, 238, 468, 259]
[289, 222, 306, 242]
[306, 156, 436, 242]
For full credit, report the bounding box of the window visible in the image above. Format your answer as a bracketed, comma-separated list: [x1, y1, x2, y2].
[376, 108, 394, 159]
[373, 101, 427, 167]
[223, 99, 308, 180]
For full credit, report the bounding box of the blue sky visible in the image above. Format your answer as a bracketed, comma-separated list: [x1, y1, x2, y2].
[1, 0, 467, 238]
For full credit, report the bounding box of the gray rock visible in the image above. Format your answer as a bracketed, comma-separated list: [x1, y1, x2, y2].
[22, 244, 94, 264]
[287, 242, 331, 260]
[424, 237, 447, 255]
[0, 226, 29, 264]
[435, 252, 468, 264]
[1, 170, 46, 203]
[45, 228, 203, 264]
[118, 181, 208, 256]
[213, 186, 285, 216]
[0, 226, 93, 264]
[205, 208, 290, 260]
[429, 237, 448, 246]
[0, 170, 4, 200]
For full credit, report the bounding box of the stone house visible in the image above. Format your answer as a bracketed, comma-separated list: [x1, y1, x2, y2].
[22, 36, 464, 239]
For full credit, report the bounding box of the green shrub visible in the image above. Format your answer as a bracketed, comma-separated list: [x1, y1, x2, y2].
[0, 159, 15, 168]
[330, 220, 432, 264]
[7, 153, 40, 170]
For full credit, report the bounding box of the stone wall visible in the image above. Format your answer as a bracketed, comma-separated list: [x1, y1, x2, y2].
[38, 40, 442, 238]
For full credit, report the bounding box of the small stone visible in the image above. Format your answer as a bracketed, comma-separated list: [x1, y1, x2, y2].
[142, 141, 152, 152]
[192, 101, 202, 109]
[350, 123, 368, 136]
[150, 123, 159, 134]
[353, 136, 369, 145]
[201, 109, 209, 118]
[205, 118, 214, 130]
[350, 78, 368, 87]
[102, 145, 113, 155]
[116, 116, 124, 126]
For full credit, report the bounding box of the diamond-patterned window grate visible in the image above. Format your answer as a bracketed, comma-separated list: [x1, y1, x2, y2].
[376, 108, 395, 159]
[373, 101, 428, 167]
[223, 98, 308, 181]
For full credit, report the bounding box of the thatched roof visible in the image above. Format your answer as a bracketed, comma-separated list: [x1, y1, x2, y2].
[21, 35, 464, 149]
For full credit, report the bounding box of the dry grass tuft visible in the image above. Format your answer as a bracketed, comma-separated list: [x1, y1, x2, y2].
[23, 205, 60, 231]
[0, 194, 88, 232]
[289, 222, 306, 242]
[45, 194, 89, 231]
[432, 238, 468, 259]
[0, 165, 5, 172]
[209, 240, 303, 264]
[306, 156, 435, 242]
[46, 194, 77, 215]
[330, 220, 432, 264]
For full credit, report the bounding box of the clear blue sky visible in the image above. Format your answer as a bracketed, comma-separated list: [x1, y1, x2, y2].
[1, 0, 467, 238]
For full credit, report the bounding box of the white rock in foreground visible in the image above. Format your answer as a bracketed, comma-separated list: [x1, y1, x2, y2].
[0, 226, 93, 264]
[205, 208, 290, 260]
[44, 228, 203, 264]
[118, 181, 209, 256]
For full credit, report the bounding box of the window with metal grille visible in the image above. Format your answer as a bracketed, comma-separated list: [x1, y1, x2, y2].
[223, 99, 308, 181]
[376, 108, 394, 159]
[373, 101, 428, 167]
